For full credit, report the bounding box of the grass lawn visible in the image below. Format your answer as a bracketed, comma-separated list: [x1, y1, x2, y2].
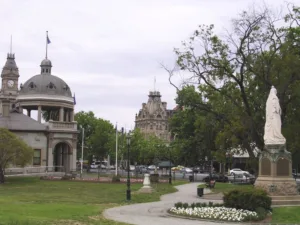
[0, 177, 186, 225]
[271, 206, 300, 223]
[198, 182, 254, 194]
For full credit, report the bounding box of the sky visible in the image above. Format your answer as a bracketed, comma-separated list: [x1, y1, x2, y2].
[0, 0, 293, 130]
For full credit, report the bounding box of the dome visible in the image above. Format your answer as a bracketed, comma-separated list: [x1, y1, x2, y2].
[40, 58, 52, 67]
[19, 74, 72, 98]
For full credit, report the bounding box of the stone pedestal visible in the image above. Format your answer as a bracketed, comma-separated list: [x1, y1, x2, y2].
[255, 144, 300, 205]
[139, 173, 153, 193]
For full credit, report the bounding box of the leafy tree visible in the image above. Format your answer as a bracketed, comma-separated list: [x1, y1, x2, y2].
[0, 128, 33, 183]
[168, 4, 300, 166]
[75, 111, 99, 161]
[89, 118, 115, 162]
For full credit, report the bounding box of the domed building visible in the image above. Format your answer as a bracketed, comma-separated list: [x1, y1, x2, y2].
[0, 51, 78, 174]
[135, 90, 174, 141]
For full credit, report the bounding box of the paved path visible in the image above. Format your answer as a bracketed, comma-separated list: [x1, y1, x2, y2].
[104, 182, 239, 225]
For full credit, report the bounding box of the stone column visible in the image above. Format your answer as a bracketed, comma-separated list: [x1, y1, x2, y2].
[72, 148, 77, 171]
[59, 107, 64, 122]
[37, 106, 42, 122]
[48, 148, 53, 170]
[27, 109, 31, 117]
[66, 111, 70, 122]
[70, 110, 74, 122]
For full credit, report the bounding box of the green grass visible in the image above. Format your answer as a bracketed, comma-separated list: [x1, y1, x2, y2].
[271, 206, 300, 223]
[0, 177, 185, 225]
[198, 182, 254, 194]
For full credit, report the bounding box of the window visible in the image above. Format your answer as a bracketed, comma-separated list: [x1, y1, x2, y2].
[33, 149, 41, 165]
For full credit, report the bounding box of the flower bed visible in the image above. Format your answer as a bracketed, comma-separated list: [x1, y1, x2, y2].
[170, 206, 259, 222]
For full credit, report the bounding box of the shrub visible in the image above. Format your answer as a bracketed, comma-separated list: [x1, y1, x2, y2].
[255, 207, 268, 221]
[150, 174, 159, 183]
[174, 202, 183, 208]
[112, 175, 121, 182]
[182, 203, 189, 209]
[223, 188, 271, 211]
[174, 202, 224, 209]
[61, 175, 72, 180]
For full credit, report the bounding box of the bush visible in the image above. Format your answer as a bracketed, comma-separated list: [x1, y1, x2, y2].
[255, 207, 268, 221]
[174, 202, 223, 208]
[174, 202, 183, 208]
[150, 174, 159, 183]
[61, 175, 72, 180]
[223, 188, 271, 211]
[112, 175, 121, 182]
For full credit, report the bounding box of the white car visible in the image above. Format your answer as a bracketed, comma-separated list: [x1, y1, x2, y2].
[148, 165, 158, 170]
[230, 168, 248, 175]
[90, 162, 106, 169]
[181, 167, 193, 173]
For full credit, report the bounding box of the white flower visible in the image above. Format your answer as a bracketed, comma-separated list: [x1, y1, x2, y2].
[169, 206, 259, 222]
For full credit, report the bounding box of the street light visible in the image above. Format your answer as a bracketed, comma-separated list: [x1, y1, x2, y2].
[165, 143, 172, 184]
[126, 131, 132, 201]
[80, 126, 85, 179]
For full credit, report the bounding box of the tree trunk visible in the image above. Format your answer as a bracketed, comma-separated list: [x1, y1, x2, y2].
[0, 167, 5, 184]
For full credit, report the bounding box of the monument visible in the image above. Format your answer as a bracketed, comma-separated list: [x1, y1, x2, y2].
[255, 86, 299, 205]
[138, 173, 153, 193]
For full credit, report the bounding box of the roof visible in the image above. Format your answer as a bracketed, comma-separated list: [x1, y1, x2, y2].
[18, 73, 72, 99]
[1, 53, 19, 77]
[0, 111, 47, 131]
[157, 161, 174, 168]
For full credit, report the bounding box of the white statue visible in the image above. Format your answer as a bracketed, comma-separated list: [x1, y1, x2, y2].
[264, 86, 286, 145]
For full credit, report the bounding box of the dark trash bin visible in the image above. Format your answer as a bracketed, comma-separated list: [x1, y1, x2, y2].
[197, 187, 204, 197]
[189, 175, 194, 182]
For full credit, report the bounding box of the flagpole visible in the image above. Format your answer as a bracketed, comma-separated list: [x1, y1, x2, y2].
[46, 31, 48, 59]
[115, 123, 118, 176]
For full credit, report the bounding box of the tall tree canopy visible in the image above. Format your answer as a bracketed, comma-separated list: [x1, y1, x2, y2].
[0, 128, 33, 183]
[168, 4, 300, 163]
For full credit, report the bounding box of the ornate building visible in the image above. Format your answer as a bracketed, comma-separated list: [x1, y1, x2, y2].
[0, 49, 78, 173]
[135, 91, 173, 141]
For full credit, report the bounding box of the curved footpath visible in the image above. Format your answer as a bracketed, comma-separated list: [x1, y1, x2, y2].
[103, 182, 240, 225]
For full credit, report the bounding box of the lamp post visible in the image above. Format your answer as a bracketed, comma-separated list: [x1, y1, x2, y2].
[80, 126, 85, 179]
[165, 143, 172, 184]
[126, 132, 131, 201]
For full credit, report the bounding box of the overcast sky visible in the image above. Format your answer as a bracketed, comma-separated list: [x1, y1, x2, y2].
[0, 0, 293, 130]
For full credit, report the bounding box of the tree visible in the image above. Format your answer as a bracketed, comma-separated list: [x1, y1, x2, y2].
[89, 118, 115, 162]
[0, 128, 33, 183]
[168, 4, 300, 164]
[74, 111, 99, 161]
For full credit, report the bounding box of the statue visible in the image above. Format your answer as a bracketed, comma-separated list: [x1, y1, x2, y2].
[264, 86, 286, 145]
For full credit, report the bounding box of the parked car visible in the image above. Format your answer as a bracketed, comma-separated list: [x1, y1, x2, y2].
[129, 165, 136, 171]
[148, 165, 158, 170]
[90, 162, 106, 169]
[230, 168, 248, 175]
[181, 167, 193, 173]
[136, 165, 148, 174]
[203, 173, 229, 183]
[106, 165, 115, 170]
[228, 173, 256, 184]
[171, 165, 184, 171]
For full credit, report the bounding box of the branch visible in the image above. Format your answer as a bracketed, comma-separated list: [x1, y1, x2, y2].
[160, 63, 179, 92]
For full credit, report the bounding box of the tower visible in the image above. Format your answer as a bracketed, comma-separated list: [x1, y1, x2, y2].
[0, 52, 20, 113]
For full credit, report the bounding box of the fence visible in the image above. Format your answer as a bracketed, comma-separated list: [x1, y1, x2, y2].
[5, 166, 65, 177]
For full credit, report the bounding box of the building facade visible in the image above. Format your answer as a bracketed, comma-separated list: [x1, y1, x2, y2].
[135, 91, 173, 141]
[0, 52, 78, 173]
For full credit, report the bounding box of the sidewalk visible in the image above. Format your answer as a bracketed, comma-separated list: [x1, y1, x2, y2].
[103, 182, 233, 225]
